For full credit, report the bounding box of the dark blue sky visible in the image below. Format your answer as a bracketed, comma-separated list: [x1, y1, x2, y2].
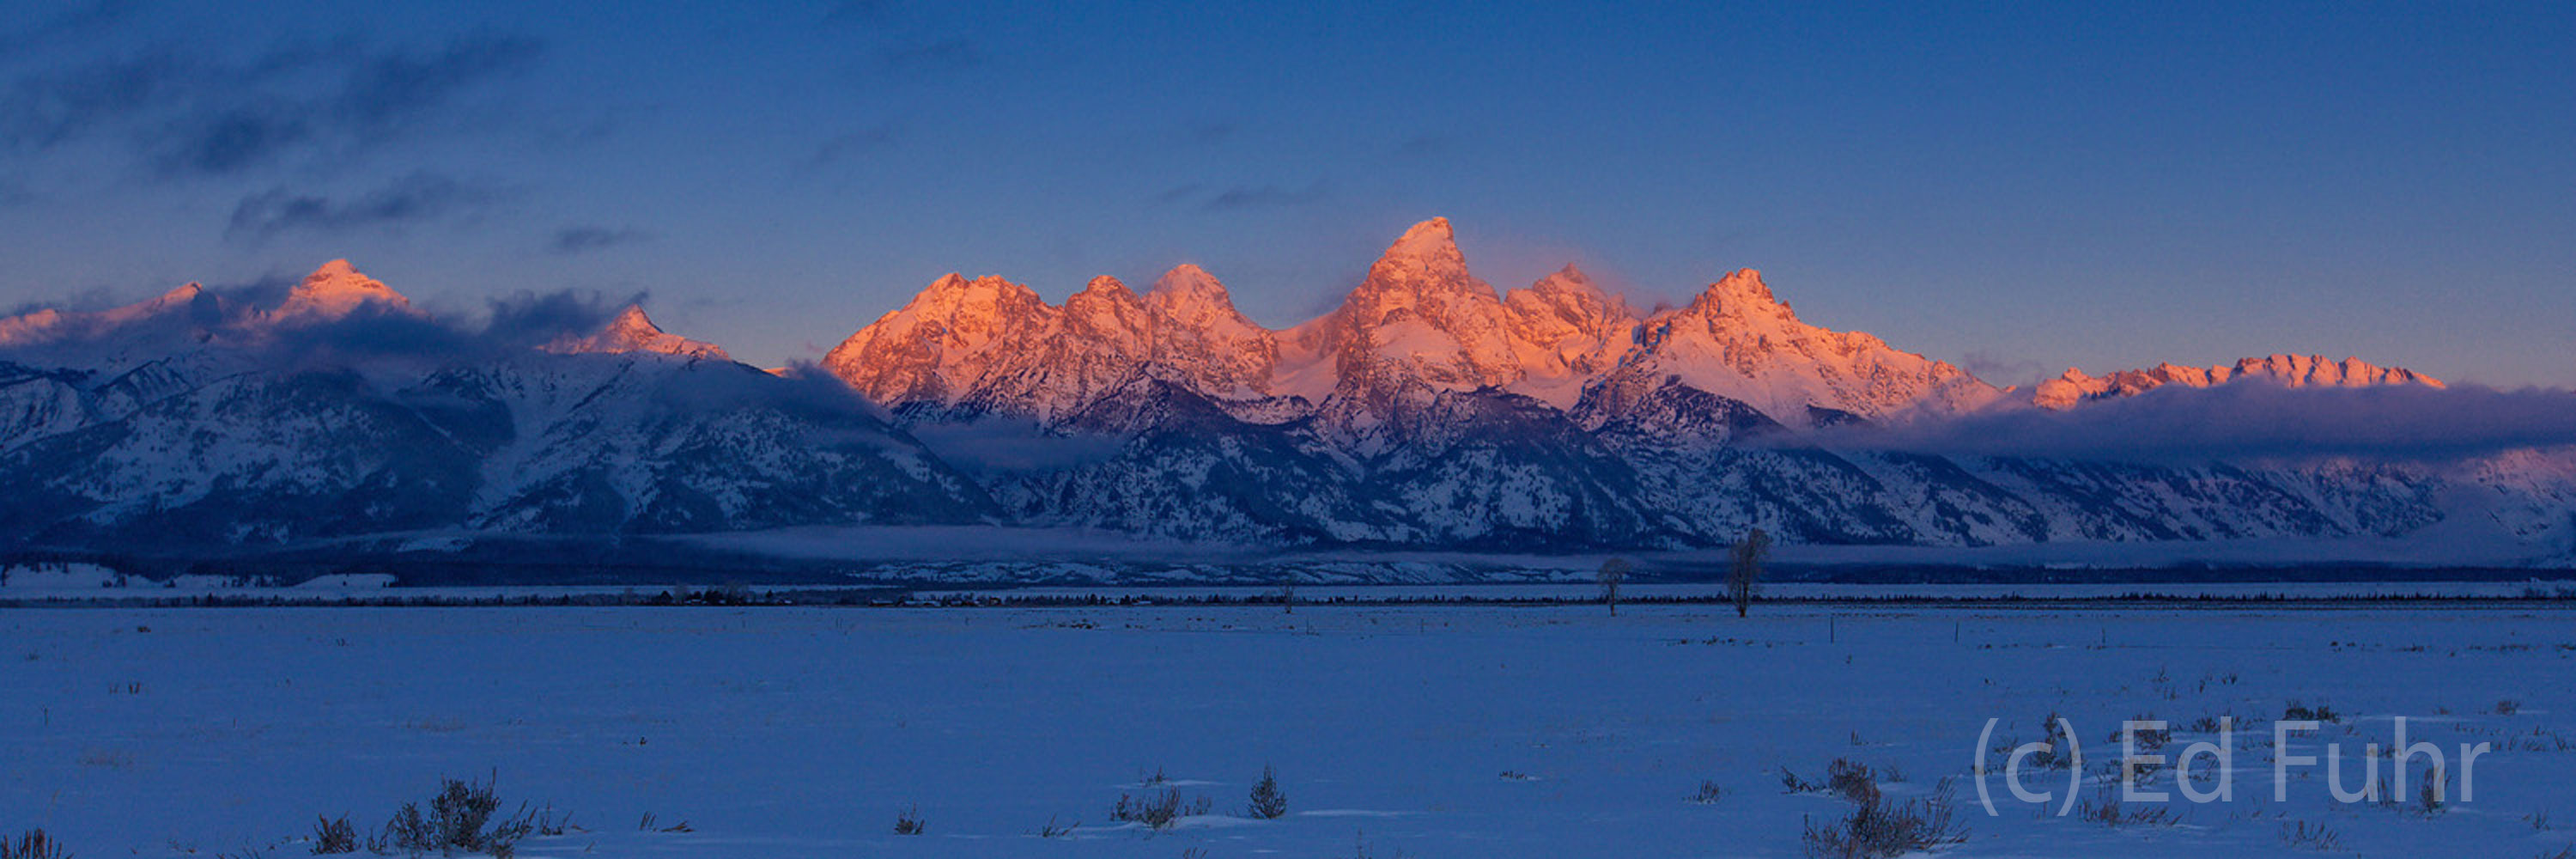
[3, 1, 2569, 386]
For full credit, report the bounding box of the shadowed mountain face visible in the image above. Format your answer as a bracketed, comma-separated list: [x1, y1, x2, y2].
[0, 222, 2568, 569]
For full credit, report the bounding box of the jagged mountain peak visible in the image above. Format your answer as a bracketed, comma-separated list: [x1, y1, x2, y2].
[1530, 263, 1596, 291]
[0, 281, 219, 347]
[1145, 265, 1254, 324]
[269, 259, 416, 323]
[1063, 276, 1150, 344]
[882, 273, 1055, 339]
[1506, 265, 1633, 335]
[1309, 217, 1524, 406]
[1147, 263, 1229, 305]
[546, 304, 731, 360]
[2033, 353, 2444, 410]
[1075, 275, 1137, 299]
[1352, 216, 1491, 308]
[1604, 268, 1999, 424]
[606, 304, 655, 331]
[918, 271, 1040, 302]
[1500, 265, 1641, 409]
[1685, 268, 1789, 319]
[1382, 216, 1461, 265]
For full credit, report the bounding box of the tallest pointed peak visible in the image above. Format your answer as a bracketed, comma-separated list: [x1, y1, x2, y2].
[269, 259, 415, 322]
[295, 259, 397, 297]
[1363, 216, 1476, 292]
[1383, 216, 1459, 261]
[606, 303, 660, 335]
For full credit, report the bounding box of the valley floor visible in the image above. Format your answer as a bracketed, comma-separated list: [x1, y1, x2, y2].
[3, 602, 2573, 857]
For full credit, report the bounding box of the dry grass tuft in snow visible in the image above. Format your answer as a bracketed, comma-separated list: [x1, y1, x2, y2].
[2, 831, 66, 859]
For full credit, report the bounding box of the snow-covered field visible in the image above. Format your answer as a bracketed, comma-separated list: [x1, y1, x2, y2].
[4, 604, 2573, 857]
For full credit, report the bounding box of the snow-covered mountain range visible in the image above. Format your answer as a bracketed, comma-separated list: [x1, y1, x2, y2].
[3, 220, 2571, 573]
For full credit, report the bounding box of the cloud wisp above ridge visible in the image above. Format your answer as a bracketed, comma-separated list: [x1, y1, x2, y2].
[1807, 381, 2576, 464]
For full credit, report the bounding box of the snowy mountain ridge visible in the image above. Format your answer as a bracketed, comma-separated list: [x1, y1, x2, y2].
[0, 221, 2567, 572]
[2032, 355, 2443, 410]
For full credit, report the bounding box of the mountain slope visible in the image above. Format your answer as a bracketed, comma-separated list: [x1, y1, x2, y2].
[0, 232, 2567, 573]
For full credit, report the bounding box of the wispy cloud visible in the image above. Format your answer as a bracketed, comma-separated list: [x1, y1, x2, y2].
[809, 126, 898, 167]
[1958, 349, 2046, 387]
[873, 36, 979, 77]
[0, 49, 188, 149]
[547, 225, 651, 255]
[1813, 381, 2576, 464]
[2, 31, 545, 179]
[1186, 120, 1236, 146]
[1201, 180, 1330, 212]
[225, 173, 499, 241]
[1150, 179, 1332, 212]
[1394, 133, 1451, 158]
[155, 33, 544, 177]
[0, 0, 144, 56]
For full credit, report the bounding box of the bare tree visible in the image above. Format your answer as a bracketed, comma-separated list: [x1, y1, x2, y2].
[1598, 557, 1631, 616]
[1727, 528, 1770, 618]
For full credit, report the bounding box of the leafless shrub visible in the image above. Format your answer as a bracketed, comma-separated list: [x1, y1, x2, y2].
[2420, 765, 2447, 814]
[1825, 758, 1881, 806]
[1112, 789, 1211, 830]
[310, 814, 358, 854]
[1800, 778, 1968, 858]
[382, 776, 536, 857]
[2075, 787, 2179, 827]
[2021, 712, 2080, 770]
[2121, 717, 2172, 752]
[636, 813, 692, 832]
[2280, 820, 2341, 850]
[893, 807, 927, 836]
[1037, 816, 1078, 838]
[1692, 781, 1727, 805]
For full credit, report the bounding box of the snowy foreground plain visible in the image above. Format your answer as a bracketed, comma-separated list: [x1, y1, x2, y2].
[5, 603, 2574, 857]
